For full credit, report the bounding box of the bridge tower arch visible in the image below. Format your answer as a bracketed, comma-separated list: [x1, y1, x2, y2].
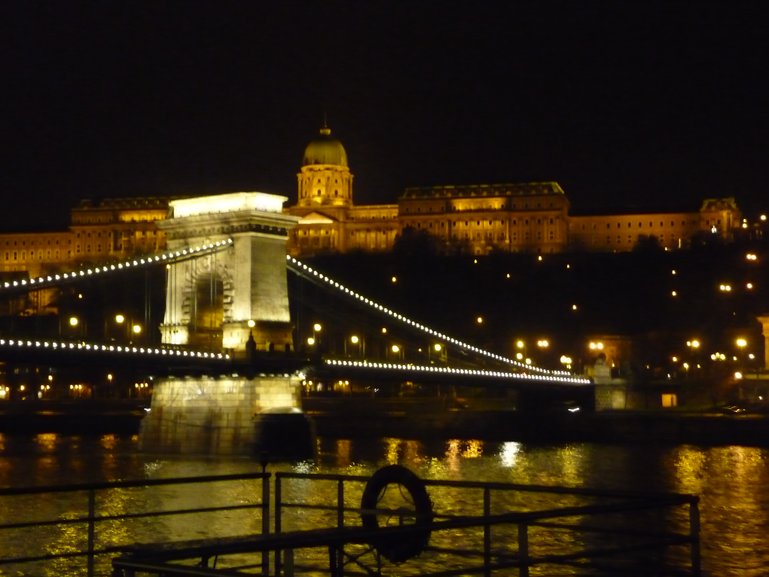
[157, 192, 299, 353]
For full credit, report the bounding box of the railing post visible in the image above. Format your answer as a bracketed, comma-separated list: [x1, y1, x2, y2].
[275, 475, 283, 577]
[483, 487, 491, 577]
[261, 472, 270, 576]
[87, 488, 96, 577]
[335, 479, 345, 572]
[690, 499, 701, 576]
[518, 522, 529, 577]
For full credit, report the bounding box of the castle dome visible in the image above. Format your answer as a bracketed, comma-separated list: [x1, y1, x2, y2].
[302, 125, 348, 167]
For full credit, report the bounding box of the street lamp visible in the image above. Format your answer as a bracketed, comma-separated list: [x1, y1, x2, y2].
[307, 323, 322, 352]
[346, 334, 364, 358]
[64, 315, 83, 340]
[514, 339, 526, 361]
[429, 342, 446, 364]
[389, 344, 403, 362]
[735, 337, 749, 368]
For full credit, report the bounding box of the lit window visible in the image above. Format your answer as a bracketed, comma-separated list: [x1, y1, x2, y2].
[661, 394, 678, 408]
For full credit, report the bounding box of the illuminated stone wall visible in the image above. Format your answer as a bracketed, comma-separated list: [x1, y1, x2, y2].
[139, 374, 303, 454]
[569, 212, 701, 251]
[297, 163, 353, 208]
[397, 182, 570, 255]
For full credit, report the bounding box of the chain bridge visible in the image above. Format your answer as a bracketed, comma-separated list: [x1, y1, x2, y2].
[0, 192, 590, 453]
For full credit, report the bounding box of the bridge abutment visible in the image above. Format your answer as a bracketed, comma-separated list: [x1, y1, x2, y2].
[140, 374, 312, 457]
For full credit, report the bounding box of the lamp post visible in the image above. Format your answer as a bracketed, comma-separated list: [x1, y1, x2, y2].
[130, 322, 142, 344]
[735, 337, 749, 369]
[515, 339, 526, 362]
[305, 322, 323, 355]
[63, 315, 83, 340]
[429, 342, 446, 364]
[536, 338, 549, 363]
[388, 344, 403, 362]
[309, 323, 322, 353]
[345, 334, 364, 358]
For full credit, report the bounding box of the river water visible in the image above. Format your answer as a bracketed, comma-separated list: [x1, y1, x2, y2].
[0, 432, 767, 576]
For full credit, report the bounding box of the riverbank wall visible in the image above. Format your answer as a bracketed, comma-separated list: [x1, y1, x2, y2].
[303, 397, 769, 447]
[2, 398, 769, 447]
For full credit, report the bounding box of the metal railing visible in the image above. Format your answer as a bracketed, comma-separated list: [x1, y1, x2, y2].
[0, 472, 270, 576]
[2, 470, 700, 576]
[273, 472, 700, 577]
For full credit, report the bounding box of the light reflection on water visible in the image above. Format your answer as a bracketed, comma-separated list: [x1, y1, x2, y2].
[0, 433, 767, 576]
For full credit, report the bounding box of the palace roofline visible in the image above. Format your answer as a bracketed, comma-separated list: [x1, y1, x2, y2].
[400, 182, 565, 198]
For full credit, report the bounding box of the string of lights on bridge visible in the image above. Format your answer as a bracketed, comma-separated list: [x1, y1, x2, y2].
[0, 337, 229, 360]
[286, 255, 577, 379]
[324, 359, 590, 385]
[0, 239, 234, 292]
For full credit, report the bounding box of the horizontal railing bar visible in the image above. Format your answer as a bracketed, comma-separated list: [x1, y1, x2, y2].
[276, 472, 371, 483]
[0, 503, 264, 532]
[0, 472, 269, 497]
[275, 499, 691, 527]
[111, 558, 246, 577]
[113, 513, 688, 562]
[409, 562, 493, 577]
[96, 502, 265, 524]
[530, 537, 696, 565]
[275, 471, 698, 503]
[532, 519, 692, 540]
[0, 548, 93, 566]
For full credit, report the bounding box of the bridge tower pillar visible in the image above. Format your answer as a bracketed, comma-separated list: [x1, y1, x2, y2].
[157, 192, 299, 354]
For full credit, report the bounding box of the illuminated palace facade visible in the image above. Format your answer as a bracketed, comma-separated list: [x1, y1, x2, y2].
[286, 126, 739, 255]
[0, 125, 742, 284]
[0, 197, 168, 278]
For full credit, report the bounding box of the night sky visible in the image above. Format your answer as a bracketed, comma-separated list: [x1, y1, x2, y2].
[2, 1, 768, 231]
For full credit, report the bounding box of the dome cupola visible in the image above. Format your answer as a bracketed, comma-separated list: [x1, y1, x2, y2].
[302, 125, 348, 167]
[296, 123, 354, 209]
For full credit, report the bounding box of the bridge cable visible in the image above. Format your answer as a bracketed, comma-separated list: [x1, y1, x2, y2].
[0, 239, 234, 294]
[286, 255, 574, 377]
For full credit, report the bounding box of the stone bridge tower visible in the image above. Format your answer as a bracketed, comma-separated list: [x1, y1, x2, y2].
[157, 192, 299, 354]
